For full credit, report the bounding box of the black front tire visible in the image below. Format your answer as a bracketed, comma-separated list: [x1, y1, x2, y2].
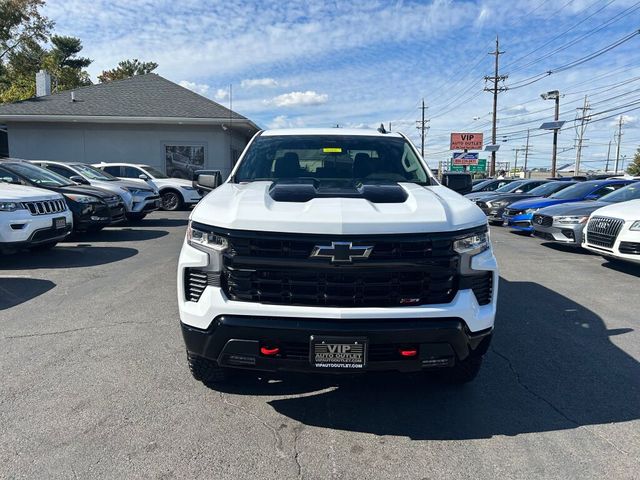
[187, 351, 228, 385]
[161, 190, 184, 211]
[437, 355, 483, 384]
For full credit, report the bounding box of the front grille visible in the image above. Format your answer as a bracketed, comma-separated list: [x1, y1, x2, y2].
[586, 216, 624, 249]
[184, 268, 221, 302]
[532, 214, 553, 227]
[31, 225, 71, 242]
[105, 196, 121, 206]
[533, 230, 555, 241]
[24, 199, 66, 215]
[215, 228, 466, 308]
[469, 272, 493, 306]
[619, 242, 640, 255]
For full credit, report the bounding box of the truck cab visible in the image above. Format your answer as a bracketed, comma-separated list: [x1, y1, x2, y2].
[177, 129, 498, 385]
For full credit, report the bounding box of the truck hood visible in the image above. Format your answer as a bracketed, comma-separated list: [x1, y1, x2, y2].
[588, 199, 640, 221]
[0, 183, 62, 202]
[538, 200, 609, 217]
[191, 181, 486, 234]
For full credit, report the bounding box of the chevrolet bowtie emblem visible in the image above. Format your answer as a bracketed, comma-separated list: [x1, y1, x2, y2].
[310, 242, 374, 263]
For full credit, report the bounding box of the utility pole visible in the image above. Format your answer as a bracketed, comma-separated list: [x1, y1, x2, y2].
[574, 95, 591, 174]
[615, 115, 624, 174]
[541, 90, 561, 177]
[605, 140, 612, 172]
[416, 98, 429, 158]
[513, 148, 520, 175]
[523, 129, 530, 176]
[484, 36, 507, 177]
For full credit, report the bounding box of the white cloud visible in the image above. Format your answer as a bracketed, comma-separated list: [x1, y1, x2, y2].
[241, 78, 278, 88]
[178, 80, 210, 96]
[214, 88, 230, 101]
[267, 91, 328, 107]
[267, 115, 306, 129]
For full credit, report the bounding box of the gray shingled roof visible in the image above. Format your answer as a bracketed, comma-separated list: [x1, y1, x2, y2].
[0, 74, 248, 120]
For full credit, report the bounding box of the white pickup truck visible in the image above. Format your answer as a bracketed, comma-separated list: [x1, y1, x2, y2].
[0, 182, 73, 254]
[177, 128, 498, 385]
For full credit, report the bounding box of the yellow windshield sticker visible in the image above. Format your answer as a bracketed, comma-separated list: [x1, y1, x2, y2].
[323, 147, 342, 153]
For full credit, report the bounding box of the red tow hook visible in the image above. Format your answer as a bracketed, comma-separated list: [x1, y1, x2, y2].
[260, 346, 280, 356]
[398, 347, 418, 357]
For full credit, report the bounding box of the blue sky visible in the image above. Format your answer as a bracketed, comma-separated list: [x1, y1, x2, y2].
[45, 0, 640, 171]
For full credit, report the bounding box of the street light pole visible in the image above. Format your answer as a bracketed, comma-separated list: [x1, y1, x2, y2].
[552, 94, 560, 177]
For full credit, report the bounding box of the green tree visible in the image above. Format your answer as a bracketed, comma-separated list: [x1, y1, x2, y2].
[627, 148, 640, 176]
[98, 59, 158, 83]
[0, 0, 51, 62]
[43, 35, 92, 91]
[0, 37, 45, 102]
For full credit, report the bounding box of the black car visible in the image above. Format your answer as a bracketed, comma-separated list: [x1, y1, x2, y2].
[0, 159, 126, 232]
[470, 178, 517, 193]
[476, 181, 578, 224]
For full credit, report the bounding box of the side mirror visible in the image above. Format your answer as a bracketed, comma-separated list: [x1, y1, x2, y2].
[70, 175, 90, 185]
[138, 174, 150, 181]
[441, 172, 473, 195]
[193, 170, 222, 192]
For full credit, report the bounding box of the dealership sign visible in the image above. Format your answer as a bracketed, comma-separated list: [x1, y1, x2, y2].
[450, 133, 483, 150]
[452, 152, 479, 165]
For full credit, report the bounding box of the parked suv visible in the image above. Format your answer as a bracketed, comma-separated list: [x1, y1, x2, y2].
[583, 199, 640, 264]
[93, 163, 201, 211]
[0, 183, 73, 253]
[32, 161, 161, 221]
[178, 129, 498, 386]
[0, 159, 125, 232]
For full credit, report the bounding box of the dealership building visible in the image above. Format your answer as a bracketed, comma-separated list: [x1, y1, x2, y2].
[0, 72, 259, 178]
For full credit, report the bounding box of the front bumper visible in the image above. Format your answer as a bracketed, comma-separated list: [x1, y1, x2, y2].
[181, 188, 202, 205]
[583, 226, 640, 264]
[532, 223, 583, 245]
[130, 194, 161, 213]
[182, 315, 493, 373]
[505, 213, 534, 232]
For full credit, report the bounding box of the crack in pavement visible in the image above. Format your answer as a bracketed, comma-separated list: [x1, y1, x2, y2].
[292, 424, 303, 479]
[2, 320, 157, 340]
[218, 392, 287, 459]
[491, 346, 630, 457]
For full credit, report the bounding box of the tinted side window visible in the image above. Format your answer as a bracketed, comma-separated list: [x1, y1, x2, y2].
[46, 165, 74, 179]
[520, 182, 543, 192]
[592, 184, 626, 198]
[0, 167, 23, 185]
[122, 166, 143, 178]
[102, 166, 121, 176]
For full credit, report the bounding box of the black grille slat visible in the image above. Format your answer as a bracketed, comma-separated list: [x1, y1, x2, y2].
[586, 216, 624, 248]
[619, 242, 640, 255]
[184, 269, 220, 302]
[470, 272, 493, 306]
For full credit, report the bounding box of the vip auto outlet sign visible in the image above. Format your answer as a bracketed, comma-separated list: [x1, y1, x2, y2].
[450, 133, 483, 150]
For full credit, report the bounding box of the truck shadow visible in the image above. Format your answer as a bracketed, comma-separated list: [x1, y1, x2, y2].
[0, 278, 56, 310]
[0, 246, 138, 270]
[71, 228, 169, 243]
[217, 278, 640, 440]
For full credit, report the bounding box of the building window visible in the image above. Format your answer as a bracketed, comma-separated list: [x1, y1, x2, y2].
[164, 145, 205, 180]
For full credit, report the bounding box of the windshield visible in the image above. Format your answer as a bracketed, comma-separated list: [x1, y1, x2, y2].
[471, 179, 494, 191]
[142, 166, 169, 179]
[6, 162, 73, 187]
[528, 181, 575, 197]
[550, 182, 601, 200]
[600, 182, 640, 202]
[495, 180, 527, 193]
[234, 135, 430, 185]
[74, 164, 118, 181]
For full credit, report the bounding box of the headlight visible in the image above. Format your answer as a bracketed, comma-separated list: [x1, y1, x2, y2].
[0, 201, 24, 212]
[488, 199, 509, 208]
[524, 208, 539, 214]
[122, 187, 152, 195]
[630, 221, 640, 231]
[64, 193, 97, 203]
[453, 231, 490, 256]
[186, 221, 228, 271]
[554, 215, 588, 225]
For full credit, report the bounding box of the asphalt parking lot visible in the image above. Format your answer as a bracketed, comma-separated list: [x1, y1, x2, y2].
[1, 211, 639, 480]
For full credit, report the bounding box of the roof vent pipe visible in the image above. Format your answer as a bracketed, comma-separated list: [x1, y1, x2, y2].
[35, 70, 51, 97]
[71, 91, 76, 102]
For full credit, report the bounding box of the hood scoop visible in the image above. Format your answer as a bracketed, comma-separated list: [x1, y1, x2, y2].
[268, 179, 408, 203]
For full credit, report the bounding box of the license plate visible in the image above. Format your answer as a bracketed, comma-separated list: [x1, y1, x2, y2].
[53, 217, 66, 229]
[310, 336, 367, 369]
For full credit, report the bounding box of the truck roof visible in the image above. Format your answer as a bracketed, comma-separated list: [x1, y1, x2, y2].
[260, 128, 404, 138]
